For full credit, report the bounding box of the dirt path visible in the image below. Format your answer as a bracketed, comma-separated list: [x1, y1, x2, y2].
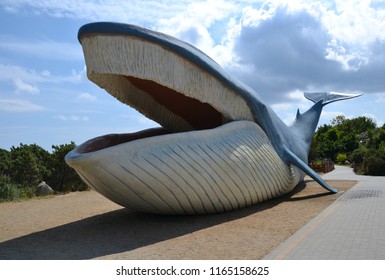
[0, 179, 356, 259]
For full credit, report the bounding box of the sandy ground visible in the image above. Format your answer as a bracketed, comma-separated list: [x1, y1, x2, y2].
[0, 179, 356, 260]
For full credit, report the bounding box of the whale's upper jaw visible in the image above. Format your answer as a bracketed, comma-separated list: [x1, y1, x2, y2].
[77, 22, 257, 152]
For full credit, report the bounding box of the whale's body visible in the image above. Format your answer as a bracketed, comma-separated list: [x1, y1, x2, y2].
[65, 22, 360, 214]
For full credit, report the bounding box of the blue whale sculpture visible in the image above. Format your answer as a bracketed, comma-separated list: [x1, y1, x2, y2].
[65, 22, 361, 214]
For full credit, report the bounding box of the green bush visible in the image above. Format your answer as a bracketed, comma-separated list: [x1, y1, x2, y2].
[336, 153, 347, 164]
[312, 116, 385, 176]
[48, 143, 89, 193]
[0, 142, 89, 202]
[0, 176, 36, 202]
[349, 147, 367, 164]
[364, 155, 385, 176]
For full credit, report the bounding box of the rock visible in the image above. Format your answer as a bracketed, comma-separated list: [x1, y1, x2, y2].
[36, 181, 54, 196]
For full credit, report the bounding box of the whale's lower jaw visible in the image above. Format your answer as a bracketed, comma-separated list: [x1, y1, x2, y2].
[66, 121, 300, 215]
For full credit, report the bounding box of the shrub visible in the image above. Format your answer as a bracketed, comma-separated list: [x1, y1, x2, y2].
[364, 155, 385, 176]
[349, 147, 367, 164]
[0, 142, 90, 202]
[48, 143, 89, 193]
[336, 153, 347, 164]
[0, 176, 36, 202]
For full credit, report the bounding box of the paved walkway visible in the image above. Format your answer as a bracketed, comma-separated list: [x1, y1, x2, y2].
[264, 165, 385, 259]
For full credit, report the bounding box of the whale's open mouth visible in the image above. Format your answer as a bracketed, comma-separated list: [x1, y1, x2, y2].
[78, 78, 226, 153]
[73, 22, 255, 154]
[75, 73, 227, 154]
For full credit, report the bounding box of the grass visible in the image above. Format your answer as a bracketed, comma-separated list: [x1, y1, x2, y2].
[0, 180, 36, 202]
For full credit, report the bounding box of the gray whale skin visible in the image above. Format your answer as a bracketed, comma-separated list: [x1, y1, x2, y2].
[65, 22, 361, 215]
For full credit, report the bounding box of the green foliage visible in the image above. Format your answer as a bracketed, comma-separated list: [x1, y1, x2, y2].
[364, 156, 385, 176]
[336, 153, 347, 164]
[0, 142, 89, 202]
[379, 142, 385, 154]
[363, 149, 385, 176]
[0, 149, 11, 177]
[331, 116, 376, 140]
[314, 116, 375, 160]
[314, 125, 338, 160]
[312, 115, 385, 176]
[48, 142, 89, 193]
[0, 175, 36, 202]
[349, 146, 367, 164]
[8, 144, 49, 187]
[373, 124, 385, 149]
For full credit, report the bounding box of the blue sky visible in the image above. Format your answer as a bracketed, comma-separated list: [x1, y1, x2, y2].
[1, 0, 385, 151]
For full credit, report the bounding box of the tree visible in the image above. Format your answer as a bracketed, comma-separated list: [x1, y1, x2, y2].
[48, 142, 88, 193]
[0, 149, 11, 177]
[308, 137, 318, 162]
[0, 142, 90, 202]
[8, 144, 43, 187]
[373, 123, 385, 150]
[313, 115, 377, 161]
[349, 146, 367, 165]
[314, 125, 339, 160]
[311, 115, 385, 176]
[363, 149, 385, 176]
[336, 153, 347, 164]
[332, 115, 376, 136]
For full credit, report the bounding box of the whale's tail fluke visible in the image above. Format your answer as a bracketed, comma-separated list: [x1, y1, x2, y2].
[287, 91, 362, 193]
[304, 91, 362, 105]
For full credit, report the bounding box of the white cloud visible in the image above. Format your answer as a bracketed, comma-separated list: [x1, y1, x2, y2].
[318, 110, 346, 126]
[0, 35, 82, 61]
[224, 1, 385, 105]
[0, 64, 83, 84]
[0, 98, 46, 112]
[325, 0, 385, 45]
[318, 109, 385, 128]
[55, 114, 89, 121]
[156, 0, 235, 55]
[0, 0, 194, 25]
[325, 39, 369, 71]
[2, 0, 384, 114]
[374, 93, 385, 103]
[271, 102, 295, 112]
[228, 3, 333, 103]
[118, 113, 159, 126]
[76, 92, 96, 102]
[362, 113, 383, 127]
[13, 78, 39, 94]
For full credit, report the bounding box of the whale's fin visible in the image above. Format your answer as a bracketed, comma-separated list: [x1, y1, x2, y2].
[304, 91, 362, 105]
[284, 146, 338, 193]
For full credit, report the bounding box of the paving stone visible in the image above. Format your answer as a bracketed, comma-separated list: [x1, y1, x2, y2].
[264, 166, 385, 260]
